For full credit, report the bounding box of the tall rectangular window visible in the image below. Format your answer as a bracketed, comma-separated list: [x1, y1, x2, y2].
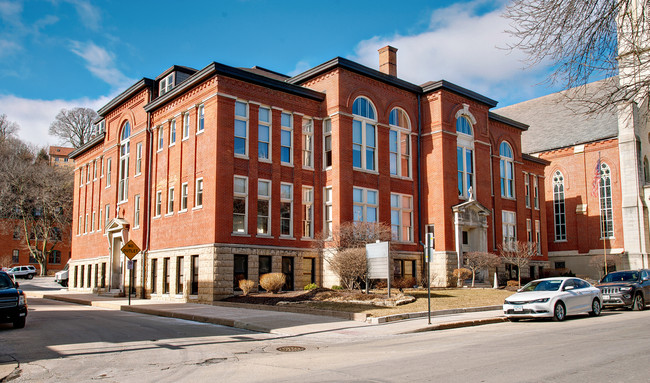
[85, 213, 89, 233]
[391, 193, 413, 242]
[105, 204, 110, 226]
[281, 112, 292, 164]
[181, 183, 188, 211]
[526, 219, 532, 242]
[106, 158, 112, 186]
[324, 186, 333, 237]
[233, 254, 248, 290]
[524, 173, 531, 208]
[134, 194, 140, 228]
[389, 130, 411, 178]
[155, 191, 162, 217]
[352, 119, 376, 171]
[86, 164, 91, 184]
[183, 112, 190, 139]
[49, 250, 60, 264]
[176, 257, 184, 295]
[302, 186, 313, 238]
[234, 101, 248, 156]
[150, 258, 157, 294]
[163, 258, 170, 294]
[80, 167, 84, 186]
[258, 106, 270, 161]
[302, 118, 313, 168]
[280, 183, 293, 237]
[353, 187, 378, 223]
[93, 160, 97, 180]
[533, 176, 539, 209]
[535, 220, 541, 253]
[195, 178, 203, 207]
[502, 211, 516, 249]
[457, 146, 473, 198]
[158, 126, 164, 151]
[169, 118, 176, 145]
[100, 263, 106, 288]
[599, 165, 614, 238]
[190, 255, 199, 295]
[12, 249, 19, 263]
[257, 179, 270, 235]
[323, 119, 332, 168]
[197, 104, 205, 133]
[553, 171, 567, 241]
[91, 211, 96, 232]
[233, 176, 248, 233]
[167, 186, 175, 214]
[135, 142, 142, 175]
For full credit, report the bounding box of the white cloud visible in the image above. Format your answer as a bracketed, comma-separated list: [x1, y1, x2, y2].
[349, 1, 555, 106]
[0, 39, 21, 58]
[288, 60, 313, 77]
[69, 40, 136, 90]
[0, 94, 110, 147]
[0, 0, 22, 22]
[64, 0, 101, 30]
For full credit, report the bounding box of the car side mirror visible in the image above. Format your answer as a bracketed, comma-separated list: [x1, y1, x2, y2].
[564, 285, 575, 291]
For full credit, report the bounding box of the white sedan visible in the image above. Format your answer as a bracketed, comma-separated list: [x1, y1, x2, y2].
[503, 277, 603, 321]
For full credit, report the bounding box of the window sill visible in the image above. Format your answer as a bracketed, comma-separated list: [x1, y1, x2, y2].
[232, 232, 250, 237]
[301, 237, 315, 241]
[165, 213, 174, 217]
[117, 200, 128, 206]
[157, 149, 163, 153]
[302, 166, 314, 171]
[196, 130, 204, 135]
[153, 215, 161, 219]
[390, 175, 413, 181]
[192, 206, 203, 211]
[600, 236, 615, 240]
[280, 236, 296, 240]
[256, 234, 273, 238]
[259, 158, 272, 163]
[234, 154, 249, 160]
[178, 209, 188, 214]
[169, 143, 176, 148]
[324, 166, 332, 171]
[501, 196, 517, 201]
[133, 226, 140, 230]
[281, 162, 294, 167]
[353, 167, 379, 175]
[554, 240, 567, 243]
[188, 295, 198, 300]
[182, 136, 190, 142]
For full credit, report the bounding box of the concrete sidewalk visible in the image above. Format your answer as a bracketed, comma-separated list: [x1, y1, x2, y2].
[24, 291, 507, 337]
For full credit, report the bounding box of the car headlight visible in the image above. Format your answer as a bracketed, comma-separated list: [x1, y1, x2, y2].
[504, 300, 509, 305]
[620, 287, 633, 291]
[18, 294, 25, 306]
[531, 298, 550, 303]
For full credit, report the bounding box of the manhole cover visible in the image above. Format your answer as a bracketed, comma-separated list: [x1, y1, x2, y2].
[276, 346, 306, 352]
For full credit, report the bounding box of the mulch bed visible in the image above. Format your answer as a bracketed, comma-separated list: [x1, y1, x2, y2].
[223, 288, 395, 306]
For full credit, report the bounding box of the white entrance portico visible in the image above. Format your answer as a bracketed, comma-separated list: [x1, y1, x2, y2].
[105, 218, 130, 292]
[452, 199, 490, 280]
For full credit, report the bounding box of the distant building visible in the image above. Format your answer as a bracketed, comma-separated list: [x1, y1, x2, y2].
[49, 146, 74, 167]
[68, 47, 548, 301]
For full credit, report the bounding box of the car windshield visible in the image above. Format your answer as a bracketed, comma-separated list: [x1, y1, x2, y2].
[0, 274, 15, 290]
[602, 271, 639, 283]
[9, 267, 18, 272]
[520, 279, 563, 292]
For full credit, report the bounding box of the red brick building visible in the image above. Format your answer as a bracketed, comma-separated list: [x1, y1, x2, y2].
[68, 47, 548, 300]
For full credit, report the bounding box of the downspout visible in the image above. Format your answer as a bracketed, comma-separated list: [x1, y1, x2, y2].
[141, 90, 154, 298]
[417, 94, 426, 260]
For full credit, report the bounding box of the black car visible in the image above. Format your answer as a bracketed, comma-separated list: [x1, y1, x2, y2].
[0, 271, 28, 328]
[596, 269, 650, 310]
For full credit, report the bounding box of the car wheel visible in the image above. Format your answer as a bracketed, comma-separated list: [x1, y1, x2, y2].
[552, 302, 566, 321]
[589, 298, 602, 317]
[13, 317, 25, 329]
[509, 318, 521, 322]
[61, 280, 68, 287]
[26, 274, 34, 280]
[632, 294, 644, 311]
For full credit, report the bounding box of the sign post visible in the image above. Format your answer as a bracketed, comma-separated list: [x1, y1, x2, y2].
[121, 240, 141, 306]
[426, 232, 434, 325]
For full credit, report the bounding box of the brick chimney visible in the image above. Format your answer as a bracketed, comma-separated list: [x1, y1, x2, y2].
[378, 46, 398, 77]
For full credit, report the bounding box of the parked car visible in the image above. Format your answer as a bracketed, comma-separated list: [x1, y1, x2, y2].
[503, 277, 602, 321]
[0, 271, 28, 328]
[7, 266, 37, 279]
[595, 269, 650, 310]
[55, 263, 69, 287]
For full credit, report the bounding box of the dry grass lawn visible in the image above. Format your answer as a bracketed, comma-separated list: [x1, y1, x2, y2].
[303, 288, 512, 318]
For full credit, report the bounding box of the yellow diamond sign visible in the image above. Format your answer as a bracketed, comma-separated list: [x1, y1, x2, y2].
[121, 240, 141, 260]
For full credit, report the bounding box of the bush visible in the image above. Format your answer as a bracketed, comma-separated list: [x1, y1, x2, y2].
[453, 268, 472, 287]
[303, 283, 319, 290]
[506, 280, 520, 288]
[393, 276, 417, 289]
[238, 279, 255, 296]
[331, 285, 344, 290]
[374, 280, 388, 289]
[259, 273, 286, 293]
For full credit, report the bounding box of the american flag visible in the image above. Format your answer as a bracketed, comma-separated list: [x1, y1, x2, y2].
[591, 156, 601, 197]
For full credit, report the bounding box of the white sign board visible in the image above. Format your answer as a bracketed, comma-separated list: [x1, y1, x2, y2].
[366, 241, 390, 279]
[127, 260, 134, 270]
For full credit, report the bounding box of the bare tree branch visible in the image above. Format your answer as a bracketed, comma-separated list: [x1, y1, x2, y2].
[0, 114, 20, 141]
[48, 107, 99, 148]
[499, 241, 538, 287]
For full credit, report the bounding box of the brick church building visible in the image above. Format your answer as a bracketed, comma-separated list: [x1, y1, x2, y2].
[68, 47, 548, 301]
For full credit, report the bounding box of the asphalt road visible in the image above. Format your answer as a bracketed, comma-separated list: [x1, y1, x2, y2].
[3, 284, 650, 382]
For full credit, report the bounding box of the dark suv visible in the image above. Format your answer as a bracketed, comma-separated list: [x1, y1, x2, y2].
[596, 269, 650, 310]
[0, 271, 28, 328]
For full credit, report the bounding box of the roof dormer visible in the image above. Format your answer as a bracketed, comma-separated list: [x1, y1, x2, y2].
[155, 65, 198, 98]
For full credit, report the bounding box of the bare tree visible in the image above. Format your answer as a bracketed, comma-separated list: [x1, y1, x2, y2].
[0, 138, 74, 275]
[314, 221, 392, 290]
[504, 0, 650, 114]
[0, 254, 12, 269]
[589, 254, 621, 280]
[499, 241, 538, 287]
[464, 252, 502, 287]
[0, 113, 19, 141]
[48, 107, 99, 148]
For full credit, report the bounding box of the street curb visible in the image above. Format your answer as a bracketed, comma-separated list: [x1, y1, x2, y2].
[212, 301, 368, 322]
[402, 317, 509, 334]
[0, 354, 19, 382]
[368, 305, 503, 324]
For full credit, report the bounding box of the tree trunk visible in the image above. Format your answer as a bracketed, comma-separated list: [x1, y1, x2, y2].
[471, 270, 476, 287]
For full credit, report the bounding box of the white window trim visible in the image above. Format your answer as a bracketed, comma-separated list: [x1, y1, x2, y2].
[157, 125, 164, 152]
[502, 210, 517, 249]
[135, 142, 142, 176]
[180, 182, 188, 212]
[533, 176, 540, 210]
[302, 118, 314, 170]
[234, 101, 249, 158]
[182, 112, 190, 141]
[196, 104, 205, 134]
[353, 187, 378, 223]
[324, 186, 333, 238]
[233, 176, 249, 235]
[155, 191, 162, 218]
[280, 112, 293, 166]
[258, 106, 272, 162]
[194, 178, 204, 209]
[134, 194, 141, 229]
[167, 186, 175, 215]
[280, 183, 293, 237]
[302, 186, 314, 239]
[500, 143, 515, 199]
[457, 143, 474, 199]
[257, 179, 271, 236]
[389, 109, 412, 179]
[323, 119, 332, 170]
[390, 193, 413, 243]
[169, 119, 177, 147]
[524, 173, 530, 208]
[352, 117, 377, 172]
[106, 158, 112, 188]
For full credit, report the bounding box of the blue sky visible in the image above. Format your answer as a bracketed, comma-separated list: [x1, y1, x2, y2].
[1, 0, 565, 147]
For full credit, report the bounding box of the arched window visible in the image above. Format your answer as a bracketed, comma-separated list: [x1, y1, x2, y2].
[352, 97, 377, 171]
[599, 162, 614, 238]
[389, 108, 411, 178]
[553, 171, 566, 241]
[118, 121, 130, 203]
[500, 141, 514, 198]
[456, 115, 474, 198]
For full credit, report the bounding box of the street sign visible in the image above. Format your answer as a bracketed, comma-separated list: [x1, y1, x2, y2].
[366, 241, 390, 279]
[127, 260, 134, 270]
[121, 240, 141, 260]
